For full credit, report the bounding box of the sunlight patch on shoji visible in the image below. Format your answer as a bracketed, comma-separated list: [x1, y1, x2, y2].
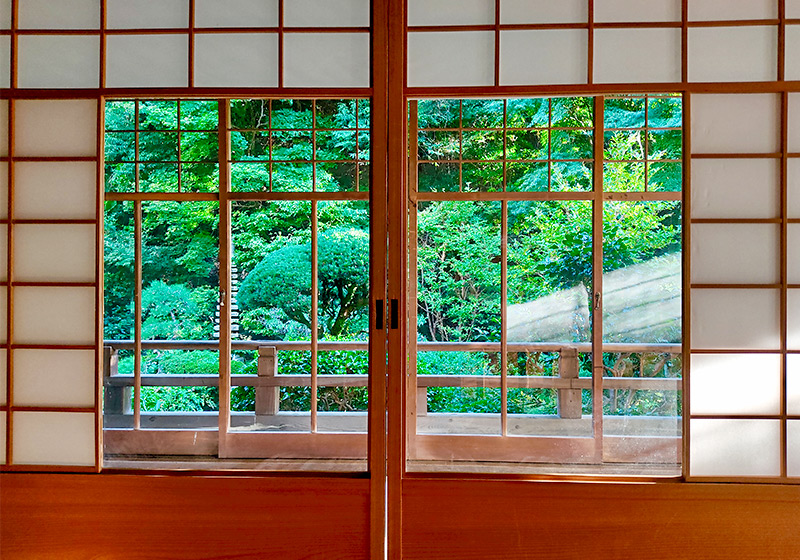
[284, 0, 370, 27]
[691, 354, 781, 416]
[14, 350, 95, 408]
[688, 0, 777, 21]
[408, 31, 494, 87]
[499, 30, 587, 86]
[594, 0, 680, 22]
[690, 419, 781, 477]
[106, 34, 189, 88]
[17, 0, 100, 29]
[594, 28, 681, 84]
[500, 0, 586, 24]
[12, 412, 94, 466]
[688, 26, 777, 83]
[691, 159, 779, 219]
[195, 0, 279, 27]
[284, 33, 369, 88]
[18, 35, 99, 88]
[788, 355, 800, 415]
[194, 33, 278, 87]
[106, 0, 189, 29]
[691, 224, 778, 285]
[408, 0, 494, 26]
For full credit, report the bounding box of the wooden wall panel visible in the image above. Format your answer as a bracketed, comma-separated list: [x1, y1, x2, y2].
[402, 479, 800, 560]
[0, 473, 370, 560]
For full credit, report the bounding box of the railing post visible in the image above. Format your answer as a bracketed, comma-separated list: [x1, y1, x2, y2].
[417, 386, 427, 416]
[103, 346, 131, 414]
[256, 346, 279, 416]
[558, 347, 582, 419]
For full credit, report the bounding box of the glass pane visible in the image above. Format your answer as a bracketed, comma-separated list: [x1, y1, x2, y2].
[231, 200, 312, 432]
[416, 201, 502, 435]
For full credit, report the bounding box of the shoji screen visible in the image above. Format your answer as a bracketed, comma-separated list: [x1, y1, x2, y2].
[3, 98, 100, 470]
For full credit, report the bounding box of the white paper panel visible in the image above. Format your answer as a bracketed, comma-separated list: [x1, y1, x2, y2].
[789, 421, 800, 477]
[12, 411, 95, 466]
[0, 349, 6, 406]
[789, 94, 800, 153]
[594, 28, 680, 83]
[688, 26, 777, 83]
[0, 225, 6, 281]
[499, 30, 587, 86]
[284, 33, 369, 88]
[0, 412, 5, 463]
[789, 290, 800, 350]
[14, 287, 95, 345]
[18, 0, 100, 29]
[690, 354, 781, 415]
[500, 0, 586, 24]
[0, 287, 6, 343]
[14, 100, 97, 157]
[0, 35, 9, 89]
[0, 163, 6, 220]
[688, 0, 777, 20]
[285, 0, 370, 27]
[408, 31, 494, 87]
[0, 0, 10, 29]
[690, 419, 780, 477]
[14, 162, 96, 220]
[691, 94, 779, 154]
[787, 26, 800, 81]
[107, 0, 189, 29]
[790, 159, 800, 219]
[691, 289, 780, 350]
[18, 35, 99, 89]
[14, 349, 95, 407]
[691, 224, 778, 284]
[195, 33, 278, 87]
[106, 34, 188, 88]
[408, 0, 493, 26]
[789, 0, 800, 18]
[691, 159, 779, 219]
[789, 224, 800, 284]
[788, 354, 800, 415]
[0, 101, 7, 156]
[195, 0, 278, 27]
[595, 0, 680, 22]
[15, 225, 96, 282]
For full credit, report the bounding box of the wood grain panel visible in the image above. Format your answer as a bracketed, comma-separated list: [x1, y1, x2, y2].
[402, 479, 800, 560]
[0, 473, 370, 560]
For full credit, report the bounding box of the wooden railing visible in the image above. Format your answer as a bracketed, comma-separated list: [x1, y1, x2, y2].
[103, 339, 681, 422]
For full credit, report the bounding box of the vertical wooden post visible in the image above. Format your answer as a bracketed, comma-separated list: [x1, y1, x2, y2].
[416, 387, 427, 416]
[103, 347, 130, 415]
[558, 347, 582, 419]
[256, 346, 279, 416]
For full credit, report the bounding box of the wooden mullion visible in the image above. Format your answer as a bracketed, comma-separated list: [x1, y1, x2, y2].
[310, 199, 318, 432]
[780, 89, 789, 479]
[217, 100, 232, 458]
[592, 95, 604, 461]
